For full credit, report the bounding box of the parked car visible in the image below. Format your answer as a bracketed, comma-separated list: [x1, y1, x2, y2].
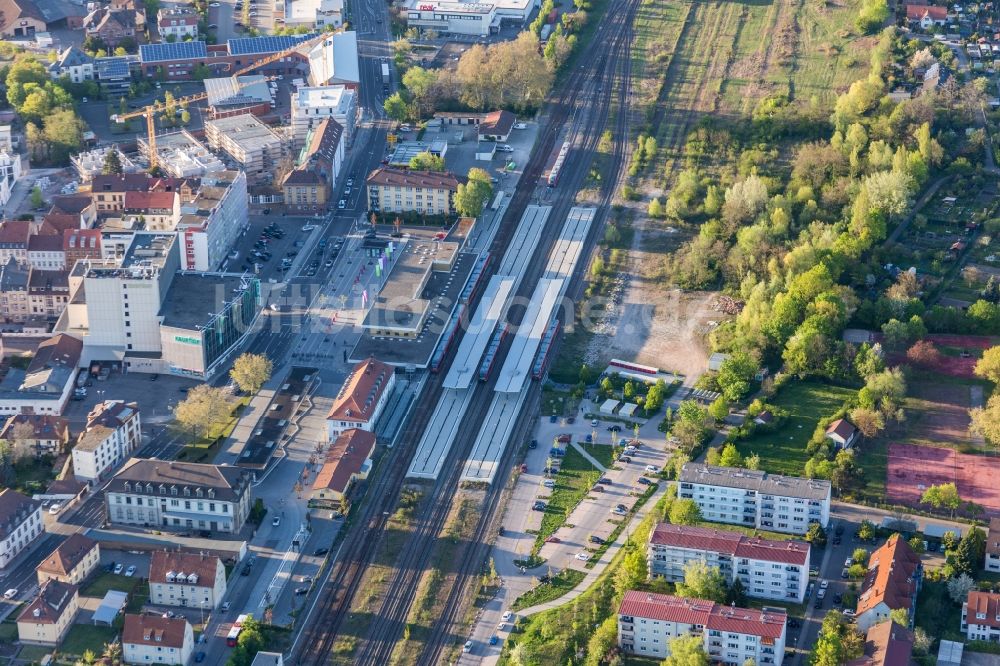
[489, 635, 499, 646]
[545, 536, 560, 543]
[589, 535, 604, 544]
[498, 144, 514, 152]
[514, 122, 527, 129]
[463, 641, 473, 653]
[295, 587, 309, 595]
[574, 552, 590, 561]
[272, 517, 281, 526]
[532, 501, 546, 511]
[125, 565, 136, 577]
[543, 479, 555, 488]
[338, 199, 346, 209]
[3, 588, 17, 599]
[221, 602, 231, 612]
[114, 563, 124, 575]
[637, 477, 652, 486]
[315, 547, 329, 556]
[195, 652, 206, 663]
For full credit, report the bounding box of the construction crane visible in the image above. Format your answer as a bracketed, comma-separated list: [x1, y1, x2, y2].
[112, 32, 328, 169]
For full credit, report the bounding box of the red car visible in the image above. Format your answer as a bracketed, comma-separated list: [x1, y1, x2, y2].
[545, 536, 560, 543]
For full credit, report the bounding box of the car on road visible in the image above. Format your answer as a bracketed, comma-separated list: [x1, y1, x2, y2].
[463, 641, 473, 653]
[241, 564, 252, 576]
[841, 568, 849, 579]
[272, 517, 281, 526]
[514, 122, 527, 129]
[338, 199, 346, 209]
[819, 580, 829, 590]
[195, 652, 206, 663]
[162, 611, 175, 618]
[489, 635, 499, 646]
[498, 144, 514, 152]
[221, 602, 231, 612]
[497, 622, 507, 631]
[532, 501, 546, 511]
[125, 566, 136, 577]
[528, 439, 538, 449]
[295, 587, 309, 595]
[575, 552, 590, 561]
[814, 598, 824, 609]
[842, 609, 856, 617]
[302, 225, 316, 232]
[114, 563, 124, 574]
[3, 588, 17, 599]
[645, 465, 660, 473]
[589, 535, 604, 544]
[591, 419, 599, 427]
[608, 424, 621, 432]
[833, 594, 843, 605]
[817, 589, 826, 600]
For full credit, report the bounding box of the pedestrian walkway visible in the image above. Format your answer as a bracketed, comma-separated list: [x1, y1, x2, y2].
[569, 440, 607, 472]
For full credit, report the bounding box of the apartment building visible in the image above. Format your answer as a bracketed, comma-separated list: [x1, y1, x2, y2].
[282, 118, 344, 207]
[291, 85, 356, 145]
[63, 229, 103, 268]
[326, 357, 396, 439]
[365, 167, 461, 216]
[847, 621, 915, 666]
[27, 234, 66, 270]
[618, 591, 786, 665]
[0, 256, 28, 321]
[122, 614, 194, 666]
[16, 580, 80, 646]
[149, 551, 227, 609]
[0, 333, 82, 416]
[48, 46, 94, 83]
[72, 400, 142, 483]
[0, 414, 71, 458]
[105, 459, 253, 534]
[963, 591, 1000, 642]
[121, 191, 181, 230]
[156, 7, 198, 38]
[175, 170, 248, 271]
[304, 32, 359, 86]
[647, 523, 809, 603]
[0, 488, 44, 569]
[856, 535, 922, 632]
[677, 463, 831, 535]
[204, 115, 286, 185]
[27, 268, 70, 320]
[0, 219, 31, 266]
[36, 533, 100, 586]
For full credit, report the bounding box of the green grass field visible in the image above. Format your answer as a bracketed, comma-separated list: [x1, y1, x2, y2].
[59, 624, 118, 658]
[81, 573, 141, 598]
[532, 446, 605, 555]
[734, 381, 855, 476]
[511, 568, 586, 612]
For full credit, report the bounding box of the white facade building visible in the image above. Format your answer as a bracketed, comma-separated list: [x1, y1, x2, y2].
[72, 400, 142, 484]
[677, 463, 831, 535]
[176, 171, 248, 271]
[149, 551, 227, 609]
[305, 32, 359, 86]
[404, 0, 497, 35]
[0, 489, 44, 569]
[963, 591, 1000, 642]
[618, 591, 786, 665]
[292, 86, 357, 145]
[0, 150, 22, 208]
[647, 523, 809, 604]
[326, 357, 396, 440]
[123, 615, 194, 666]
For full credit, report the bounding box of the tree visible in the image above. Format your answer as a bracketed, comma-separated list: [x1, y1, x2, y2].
[856, 0, 889, 34]
[30, 186, 43, 209]
[889, 608, 909, 627]
[805, 523, 827, 548]
[102, 641, 123, 666]
[907, 340, 941, 368]
[230, 353, 273, 395]
[383, 92, 410, 121]
[810, 611, 851, 665]
[102, 149, 124, 175]
[956, 527, 986, 575]
[948, 573, 976, 603]
[454, 167, 493, 218]
[180, 109, 190, 125]
[716, 350, 759, 401]
[849, 407, 884, 438]
[920, 482, 962, 516]
[708, 396, 728, 422]
[676, 560, 727, 602]
[668, 498, 701, 525]
[858, 519, 876, 542]
[173, 385, 233, 438]
[718, 442, 743, 468]
[971, 393, 1000, 445]
[726, 578, 747, 606]
[408, 151, 445, 171]
[975, 346, 1000, 384]
[401, 66, 438, 117]
[663, 634, 709, 666]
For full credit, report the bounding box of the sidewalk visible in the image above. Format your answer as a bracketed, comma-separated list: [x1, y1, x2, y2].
[569, 440, 607, 472]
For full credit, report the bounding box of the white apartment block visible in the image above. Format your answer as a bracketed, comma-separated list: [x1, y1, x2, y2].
[618, 591, 786, 665]
[105, 459, 253, 534]
[157, 7, 199, 38]
[123, 614, 194, 666]
[291, 85, 357, 145]
[149, 551, 227, 609]
[677, 463, 831, 535]
[963, 591, 1000, 642]
[176, 170, 248, 271]
[648, 523, 809, 604]
[365, 167, 459, 216]
[72, 400, 142, 483]
[0, 489, 44, 569]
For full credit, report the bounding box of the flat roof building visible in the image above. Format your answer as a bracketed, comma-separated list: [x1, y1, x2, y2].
[204, 115, 287, 184]
[204, 75, 273, 118]
[291, 85, 356, 145]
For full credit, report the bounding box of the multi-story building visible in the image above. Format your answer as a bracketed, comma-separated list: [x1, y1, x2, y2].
[16, 580, 79, 646]
[326, 357, 396, 439]
[0, 488, 44, 569]
[156, 7, 198, 38]
[291, 85, 356, 145]
[72, 400, 141, 483]
[404, 0, 496, 36]
[0, 333, 82, 416]
[123, 614, 194, 666]
[847, 621, 914, 666]
[282, 118, 343, 207]
[365, 167, 460, 216]
[84, 4, 139, 47]
[48, 46, 94, 83]
[310, 428, 377, 505]
[963, 591, 1000, 642]
[0, 256, 29, 321]
[63, 229, 103, 268]
[27, 268, 70, 319]
[36, 533, 100, 586]
[856, 535, 922, 632]
[149, 551, 227, 609]
[121, 191, 181, 230]
[677, 463, 831, 535]
[138, 34, 314, 80]
[204, 115, 287, 184]
[617, 591, 786, 664]
[304, 32, 359, 86]
[0, 414, 71, 458]
[0, 219, 31, 266]
[176, 170, 248, 271]
[105, 459, 253, 534]
[27, 234, 66, 270]
[647, 523, 809, 603]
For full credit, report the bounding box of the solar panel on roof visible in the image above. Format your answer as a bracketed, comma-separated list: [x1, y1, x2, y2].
[227, 34, 317, 56]
[139, 41, 208, 63]
[96, 57, 129, 78]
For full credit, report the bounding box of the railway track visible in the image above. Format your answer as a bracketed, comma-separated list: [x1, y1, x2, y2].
[294, 4, 641, 662]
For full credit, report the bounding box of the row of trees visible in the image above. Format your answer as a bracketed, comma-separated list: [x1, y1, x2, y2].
[173, 354, 272, 437]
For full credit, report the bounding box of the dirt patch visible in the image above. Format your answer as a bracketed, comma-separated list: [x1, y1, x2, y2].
[887, 442, 1000, 517]
[904, 381, 974, 446]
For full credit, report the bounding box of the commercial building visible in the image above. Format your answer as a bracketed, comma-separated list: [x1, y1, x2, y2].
[365, 167, 460, 216]
[149, 550, 227, 609]
[105, 459, 254, 534]
[138, 34, 315, 80]
[156, 7, 199, 39]
[175, 170, 249, 272]
[404, 0, 498, 36]
[72, 400, 142, 483]
[204, 115, 287, 184]
[478, 110, 515, 141]
[305, 32, 359, 87]
[36, 533, 100, 586]
[310, 428, 377, 505]
[647, 523, 809, 603]
[16, 580, 80, 646]
[123, 614, 194, 666]
[0, 414, 70, 458]
[204, 75, 274, 118]
[856, 535, 922, 632]
[677, 463, 831, 535]
[326, 357, 395, 439]
[0, 333, 82, 416]
[291, 85, 356, 145]
[284, 0, 343, 28]
[617, 591, 786, 664]
[0, 488, 43, 569]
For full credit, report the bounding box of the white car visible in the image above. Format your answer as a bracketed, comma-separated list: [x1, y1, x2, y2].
[819, 580, 830, 590]
[501, 611, 513, 622]
[463, 641, 473, 653]
[611, 507, 626, 516]
[842, 609, 856, 618]
[543, 479, 555, 488]
[221, 601, 231, 612]
[575, 552, 590, 561]
[644, 465, 660, 473]
[497, 622, 507, 631]
[844, 557, 853, 568]
[125, 565, 136, 577]
[338, 199, 346, 209]
[272, 517, 281, 526]
[301, 225, 316, 232]
[514, 122, 527, 129]
[48, 503, 62, 514]
[498, 144, 514, 152]
[3, 588, 17, 599]
[114, 563, 124, 574]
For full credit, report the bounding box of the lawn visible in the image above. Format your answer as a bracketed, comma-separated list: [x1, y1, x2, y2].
[914, 579, 964, 643]
[0, 620, 16, 643]
[577, 441, 616, 468]
[9, 457, 57, 496]
[532, 446, 605, 555]
[16, 646, 51, 664]
[59, 624, 118, 658]
[511, 568, 586, 612]
[734, 381, 856, 476]
[540, 387, 581, 418]
[81, 573, 141, 598]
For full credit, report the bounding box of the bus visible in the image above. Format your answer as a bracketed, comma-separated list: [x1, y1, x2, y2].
[226, 626, 241, 647]
[234, 614, 251, 628]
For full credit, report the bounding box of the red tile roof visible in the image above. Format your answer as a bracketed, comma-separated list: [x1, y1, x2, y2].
[847, 621, 914, 666]
[42, 213, 82, 233]
[857, 535, 921, 617]
[366, 167, 460, 191]
[649, 523, 809, 565]
[966, 591, 1000, 629]
[63, 229, 102, 254]
[17, 580, 78, 625]
[122, 614, 189, 648]
[36, 534, 98, 578]
[312, 429, 377, 495]
[0, 219, 31, 245]
[27, 234, 65, 253]
[619, 591, 786, 639]
[149, 551, 222, 587]
[327, 357, 393, 424]
[479, 110, 515, 136]
[0, 414, 70, 442]
[826, 418, 857, 441]
[907, 4, 948, 19]
[123, 190, 176, 211]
